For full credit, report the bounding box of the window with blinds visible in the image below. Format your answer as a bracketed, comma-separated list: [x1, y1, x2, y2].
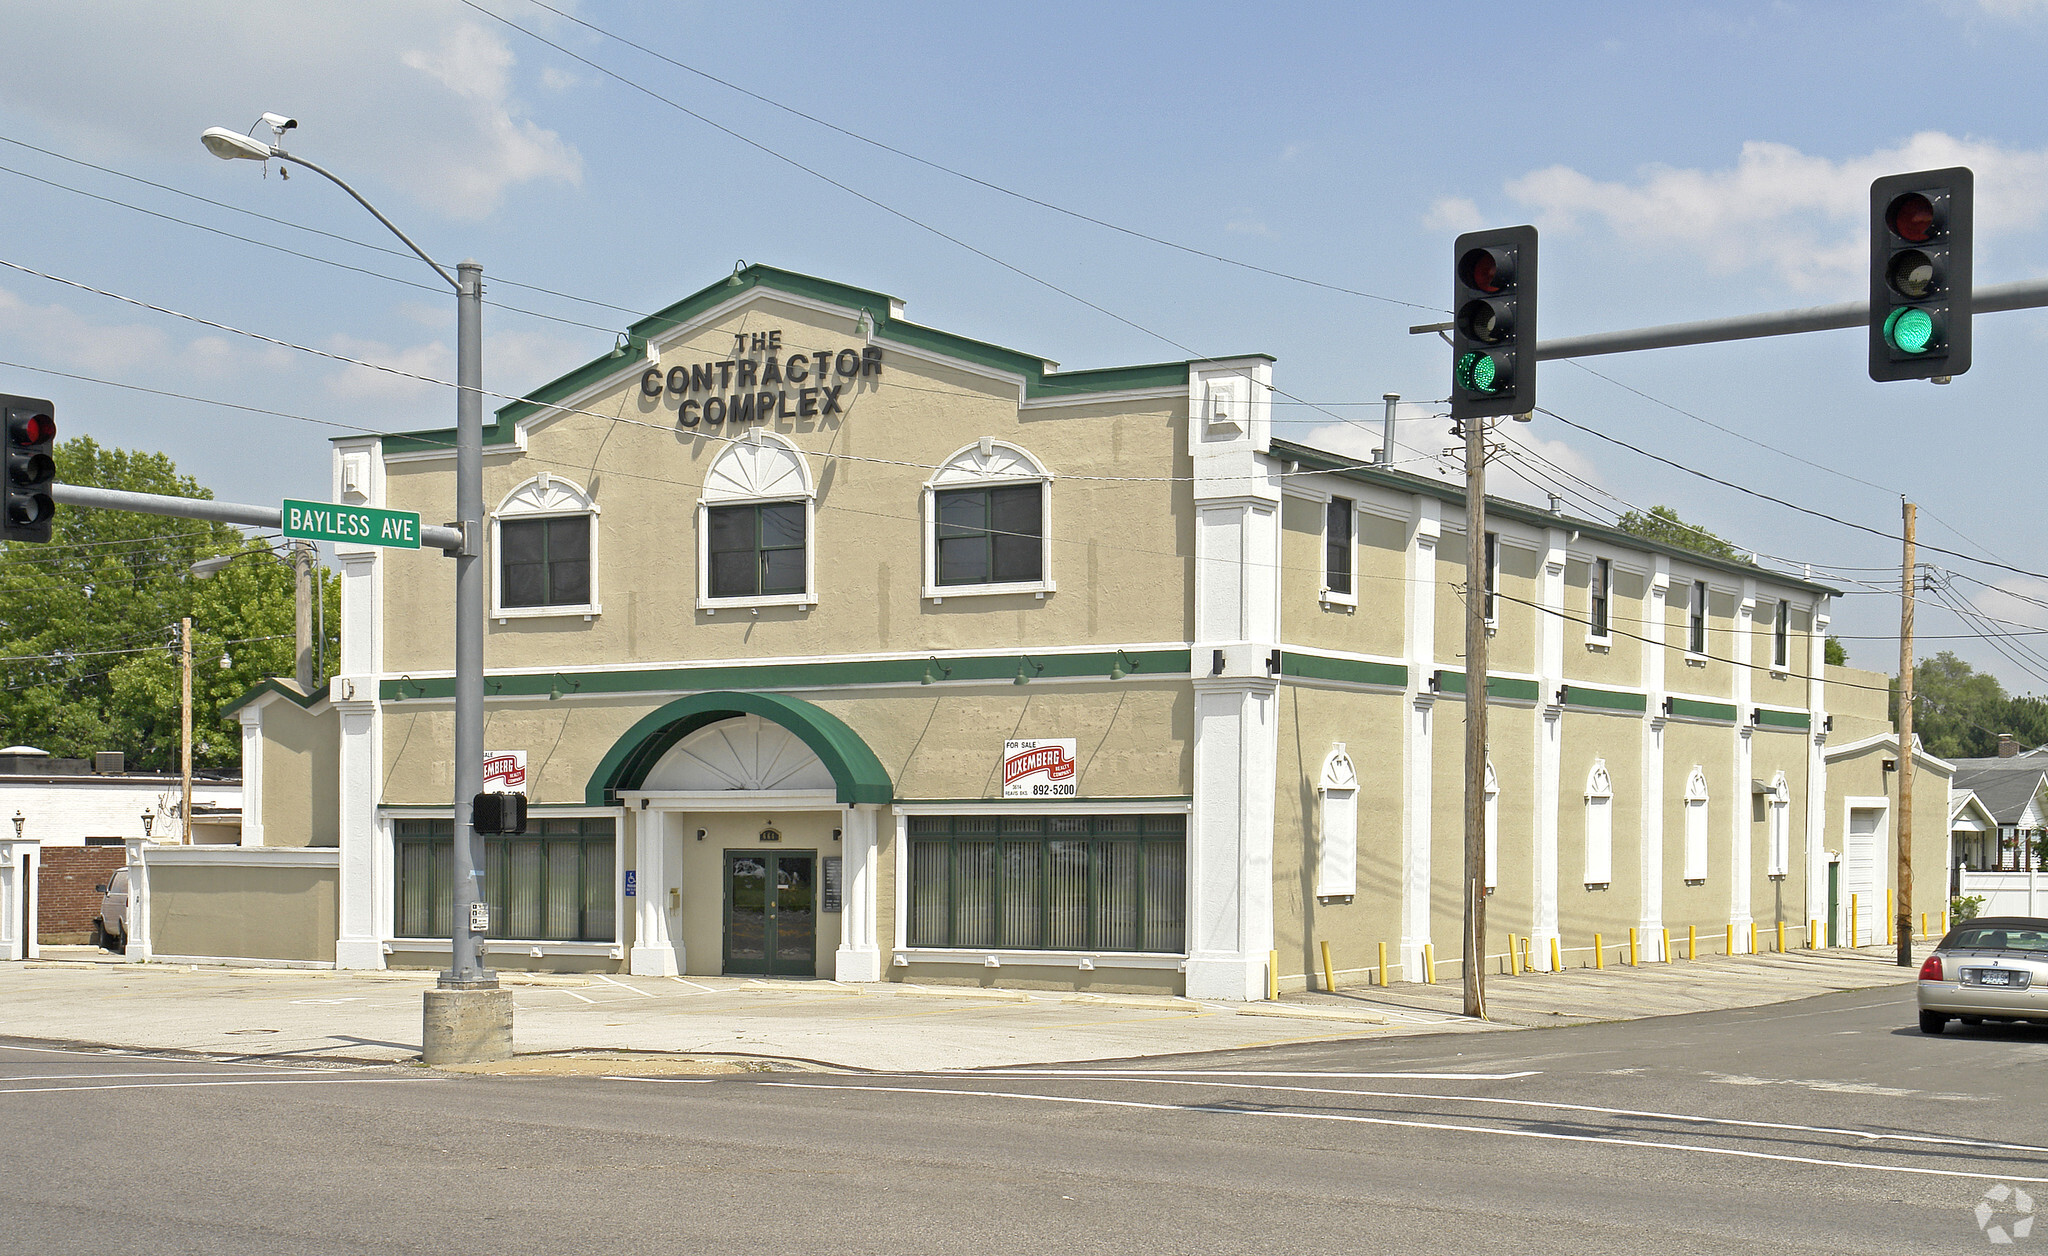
[394, 816, 617, 942]
[906, 814, 1186, 953]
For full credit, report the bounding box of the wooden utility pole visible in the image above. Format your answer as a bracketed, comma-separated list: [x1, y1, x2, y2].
[180, 615, 193, 845]
[1896, 501, 1915, 966]
[1463, 415, 1488, 1019]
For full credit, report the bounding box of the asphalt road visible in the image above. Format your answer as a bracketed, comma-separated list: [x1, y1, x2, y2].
[3, 984, 2041, 1255]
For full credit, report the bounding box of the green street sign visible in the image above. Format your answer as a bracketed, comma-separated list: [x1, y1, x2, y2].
[281, 498, 422, 549]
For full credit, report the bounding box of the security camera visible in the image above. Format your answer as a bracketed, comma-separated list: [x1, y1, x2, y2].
[259, 113, 297, 132]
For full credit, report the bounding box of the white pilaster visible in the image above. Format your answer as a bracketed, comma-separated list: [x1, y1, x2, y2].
[1731, 578, 1757, 945]
[630, 809, 680, 975]
[123, 837, 152, 963]
[333, 692, 385, 969]
[1532, 528, 1567, 966]
[0, 839, 39, 960]
[835, 803, 882, 982]
[1640, 557, 1669, 957]
[237, 708, 265, 847]
[1400, 496, 1439, 981]
[1805, 596, 1832, 930]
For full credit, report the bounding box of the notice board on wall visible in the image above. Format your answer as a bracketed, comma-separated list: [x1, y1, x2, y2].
[822, 856, 842, 913]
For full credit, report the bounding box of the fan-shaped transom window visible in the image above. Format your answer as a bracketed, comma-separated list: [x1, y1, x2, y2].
[698, 432, 815, 609]
[923, 440, 1054, 599]
[493, 472, 599, 618]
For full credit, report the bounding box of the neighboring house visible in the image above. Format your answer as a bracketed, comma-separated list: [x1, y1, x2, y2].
[197, 263, 1951, 990]
[1950, 789, 1999, 880]
[1944, 756, 2048, 872]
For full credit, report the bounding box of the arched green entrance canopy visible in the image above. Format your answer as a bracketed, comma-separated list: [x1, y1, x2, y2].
[584, 691, 893, 806]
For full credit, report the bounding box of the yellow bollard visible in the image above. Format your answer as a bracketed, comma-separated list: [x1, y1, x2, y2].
[1320, 940, 1336, 993]
[1777, 920, 1786, 953]
[1661, 928, 1671, 963]
[1726, 924, 1735, 956]
[1594, 932, 1605, 970]
[1522, 935, 1533, 973]
[1504, 932, 1516, 975]
[1550, 936, 1562, 973]
[1749, 921, 1758, 955]
[1378, 941, 1388, 987]
[1424, 943, 1436, 984]
[1942, 910, 1949, 935]
[1887, 889, 1895, 945]
[1688, 925, 1697, 961]
[1810, 918, 1819, 949]
[1920, 911, 1929, 941]
[1851, 894, 1859, 948]
[1268, 949, 1280, 1001]
[1629, 927, 1639, 967]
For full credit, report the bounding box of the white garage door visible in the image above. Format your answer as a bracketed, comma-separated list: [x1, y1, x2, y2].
[1844, 807, 1885, 947]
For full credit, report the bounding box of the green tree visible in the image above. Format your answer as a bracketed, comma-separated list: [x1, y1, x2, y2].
[1614, 505, 1745, 562]
[1825, 636, 1848, 666]
[0, 436, 336, 770]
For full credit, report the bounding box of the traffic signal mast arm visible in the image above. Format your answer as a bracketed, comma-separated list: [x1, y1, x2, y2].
[52, 482, 465, 553]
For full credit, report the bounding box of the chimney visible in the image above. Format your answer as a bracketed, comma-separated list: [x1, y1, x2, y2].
[1999, 733, 2020, 758]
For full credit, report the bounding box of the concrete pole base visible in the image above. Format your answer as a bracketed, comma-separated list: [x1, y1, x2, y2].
[421, 987, 513, 1066]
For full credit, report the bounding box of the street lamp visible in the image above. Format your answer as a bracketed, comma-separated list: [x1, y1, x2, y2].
[204, 116, 500, 1060]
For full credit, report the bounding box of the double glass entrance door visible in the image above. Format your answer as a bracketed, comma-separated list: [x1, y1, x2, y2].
[723, 851, 816, 976]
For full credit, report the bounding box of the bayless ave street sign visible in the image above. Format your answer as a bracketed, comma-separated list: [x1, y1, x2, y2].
[282, 498, 422, 549]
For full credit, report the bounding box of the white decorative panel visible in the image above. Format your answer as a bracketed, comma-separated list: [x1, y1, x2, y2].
[703, 433, 812, 502]
[1584, 760, 1613, 885]
[1316, 744, 1357, 898]
[1683, 766, 1708, 881]
[928, 440, 1048, 488]
[643, 715, 834, 793]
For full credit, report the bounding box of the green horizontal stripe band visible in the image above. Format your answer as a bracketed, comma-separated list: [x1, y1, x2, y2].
[1666, 697, 1739, 723]
[1281, 653, 1407, 689]
[1433, 671, 1541, 702]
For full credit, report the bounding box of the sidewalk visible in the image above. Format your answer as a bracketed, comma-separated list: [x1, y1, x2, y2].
[0, 946, 1918, 1073]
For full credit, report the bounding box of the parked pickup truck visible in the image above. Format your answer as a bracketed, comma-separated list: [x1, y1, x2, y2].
[93, 868, 129, 952]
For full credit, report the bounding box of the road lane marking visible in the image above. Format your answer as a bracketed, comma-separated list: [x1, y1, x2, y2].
[0, 1077, 444, 1095]
[0, 1043, 368, 1070]
[594, 974, 658, 998]
[973, 1069, 1543, 1080]
[759, 1082, 2048, 1184]
[908, 1074, 2048, 1156]
[0, 1070, 330, 1083]
[603, 1076, 716, 1084]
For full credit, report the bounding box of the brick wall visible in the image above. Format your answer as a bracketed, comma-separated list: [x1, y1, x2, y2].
[38, 847, 128, 943]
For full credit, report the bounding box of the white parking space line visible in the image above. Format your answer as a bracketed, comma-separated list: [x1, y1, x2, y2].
[0, 1071, 330, 1083]
[593, 974, 657, 998]
[974, 1069, 1543, 1081]
[668, 977, 717, 993]
[603, 1076, 715, 1084]
[760, 1082, 2048, 1185]
[935, 1074, 2048, 1157]
[0, 1043, 361, 1070]
[0, 1076, 445, 1095]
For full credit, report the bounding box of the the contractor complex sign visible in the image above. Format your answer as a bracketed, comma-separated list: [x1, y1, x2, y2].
[281, 498, 422, 549]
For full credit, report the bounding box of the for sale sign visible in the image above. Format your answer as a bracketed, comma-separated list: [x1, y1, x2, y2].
[1002, 738, 1077, 799]
[483, 750, 526, 792]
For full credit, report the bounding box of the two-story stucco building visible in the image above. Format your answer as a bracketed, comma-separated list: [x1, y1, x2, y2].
[214, 264, 1950, 995]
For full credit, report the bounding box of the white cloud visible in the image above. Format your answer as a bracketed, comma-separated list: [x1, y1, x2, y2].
[1225, 215, 1273, 237]
[0, 285, 291, 379]
[1964, 578, 2048, 633]
[397, 22, 583, 218]
[1504, 135, 2048, 290]
[1423, 196, 1483, 234]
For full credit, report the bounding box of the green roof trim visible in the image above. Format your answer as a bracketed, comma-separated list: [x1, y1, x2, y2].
[1666, 696, 1739, 723]
[1560, 684, 1648, 713]
[379, 649, 1192, 703]
[1281, 652, 1407, 690]
[219, 677, 322, 720]
[1755, 707, 1811, 731]
[1433, 670, 1542, 702]
[1269, 437, 1841, 598]
[586, 691, 892, 807]
[370, 265, 1262, 455]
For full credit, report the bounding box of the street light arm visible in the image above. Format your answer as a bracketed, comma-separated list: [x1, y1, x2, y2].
[266, 148, 460, 293]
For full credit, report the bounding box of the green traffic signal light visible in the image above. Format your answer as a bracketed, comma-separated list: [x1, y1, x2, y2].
[1456, 351, 1506, 394]
[1883, 307, 1935, 354]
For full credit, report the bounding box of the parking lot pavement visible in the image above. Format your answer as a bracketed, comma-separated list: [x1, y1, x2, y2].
[0, 945, 1916, 1073]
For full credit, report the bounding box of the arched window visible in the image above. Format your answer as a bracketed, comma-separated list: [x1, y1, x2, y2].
[1484, 760, 1500, 891]
[1683, 766, 1709, 883]
[1316, 744, 1357, 898]
[698, 431, 815, 610]
[923, 439, 1054, 600]
[492, 472, 599, 618]
[1584, 760, 1613, 886]
[1766, 770, 1791, 877]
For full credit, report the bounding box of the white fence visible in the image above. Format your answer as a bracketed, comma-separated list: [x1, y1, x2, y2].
[1958, 870, 2048, 919]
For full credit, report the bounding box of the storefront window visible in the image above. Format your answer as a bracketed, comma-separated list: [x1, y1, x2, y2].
[394, 817, 616, 942]
[906, 814, 1185, 952]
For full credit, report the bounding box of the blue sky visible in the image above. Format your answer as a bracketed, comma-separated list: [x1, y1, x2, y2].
[2, 1, 2047, 688]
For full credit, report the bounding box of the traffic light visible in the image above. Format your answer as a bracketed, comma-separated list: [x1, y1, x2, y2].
[1451, 226, 1538, 423]
[1870, 167, 1972, 382]
[472, 790, 528, 835]
[1, 394, 55, 543]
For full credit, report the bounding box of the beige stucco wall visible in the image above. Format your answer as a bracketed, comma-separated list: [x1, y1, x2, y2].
[1561, 558, 1645, 689]
[256, 701, 339, 847]
[1827, 664, 1894, 743]
[380, 294, 1192, 678]
[1430, 697, 1536, 977]
[1280, 497, 1406, 660]
[149, 862, 338, 963]
[1825, 741, 1953, 928]
[1661, 720, 1737, 938]
[1271, 684, 1406, 985]
[1752, 603, 1817, 709]
[1750, 728, 1812, 934]
[1434, 534, 1538, 678]
[1554, 711, 1645, 960]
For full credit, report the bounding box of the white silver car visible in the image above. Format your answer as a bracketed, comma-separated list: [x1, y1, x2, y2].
[1917, 916, 2048, 1033]
[92, 868, 130, 953]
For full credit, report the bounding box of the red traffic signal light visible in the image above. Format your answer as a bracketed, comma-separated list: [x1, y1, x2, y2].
[1, 395, 55, 542]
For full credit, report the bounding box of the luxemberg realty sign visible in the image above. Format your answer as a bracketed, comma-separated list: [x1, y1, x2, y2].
[1003, 739, 1077, 799]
